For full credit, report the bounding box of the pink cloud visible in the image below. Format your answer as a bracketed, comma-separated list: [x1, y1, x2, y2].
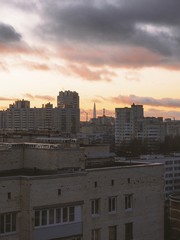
[59, 44, 163, 69]
[64, 64, 116, 82]
[111, 94, 180, 108]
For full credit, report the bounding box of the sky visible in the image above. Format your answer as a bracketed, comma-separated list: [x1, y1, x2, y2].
[0, 0, 180, 120]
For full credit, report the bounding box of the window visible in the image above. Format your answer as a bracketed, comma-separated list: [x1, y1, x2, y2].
[41, 210, 47, 225]
[49, 209, 54, 224]
[35, 211, 40, 227]
[111, 180, 114, 186]
[69, 206, 75, 222]
[0, 212, 17, 234]
[34, 206, 76, 228]
[56, 208, 61, 224]
[58, 189, 61, 195]
[72, 237, 82, 240]
[109, 226, 117, 240]
[125, 194, 133, 210]
[63, 208, 68, 222]
[91, 199, 100, 215]
[125, 222, 133, 240]
[7, 192, 11, 200]
[94, 181, 97, 188]
[108, 197, 117, 213]
[92, 229, 100, 240]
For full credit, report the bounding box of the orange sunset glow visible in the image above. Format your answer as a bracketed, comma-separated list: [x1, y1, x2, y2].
[0, 0, 180, 120]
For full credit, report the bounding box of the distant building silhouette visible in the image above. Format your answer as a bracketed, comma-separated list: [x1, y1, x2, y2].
[115, 104, 165, 152]
[0, 91, 80, 134]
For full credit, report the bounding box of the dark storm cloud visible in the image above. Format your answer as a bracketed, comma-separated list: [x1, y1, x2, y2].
[0, 23, 22, 43]
[37, 0, 180, 57]
[0, 0, 39, 12]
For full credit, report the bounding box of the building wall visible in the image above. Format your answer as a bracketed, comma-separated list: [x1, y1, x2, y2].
[139, 154, 180, 198]
[0, 163, 164, 240]
[0, 143, 85, 171]
[0, 146, 23, 171]
[23, 146, 85, 170]
[169, 193, 180, 240]
[0, 102, 80, 134]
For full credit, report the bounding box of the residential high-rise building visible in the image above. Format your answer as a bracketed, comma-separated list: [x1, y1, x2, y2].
[9, 99, 30, 109]
[57, 91, 79, 109]
[0, 91, 80, 134]
[115, 104, 144, 146]
[115, 104, 165, 152]
[57, 91, 80, 133]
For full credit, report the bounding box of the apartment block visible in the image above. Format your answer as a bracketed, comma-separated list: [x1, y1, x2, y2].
[0, 140, 164, 240]
[115, 104, 165, 151]
[169, 193, 180, 239]
[139, 154, 180, 199]
[115, 104, 144, 145]
[0, 92, 80, 134]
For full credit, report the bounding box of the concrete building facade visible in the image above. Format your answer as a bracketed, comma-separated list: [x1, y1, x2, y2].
[125, 154, 180, 199]
[169, 193, 180, 240]
[115, 104, 165, 151]
[0, 141, 164, 240]
[0, 91, 80, 134]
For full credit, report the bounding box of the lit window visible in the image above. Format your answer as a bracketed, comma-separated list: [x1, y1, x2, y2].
[108, 197, 117, 213]
[91, 199, 100, 215]
[125, 194, 133, 210]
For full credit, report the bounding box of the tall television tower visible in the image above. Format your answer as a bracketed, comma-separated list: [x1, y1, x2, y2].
[93, 103, 96, 119]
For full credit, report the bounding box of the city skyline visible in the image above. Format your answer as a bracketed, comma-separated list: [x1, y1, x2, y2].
[0, 0, 180, 120]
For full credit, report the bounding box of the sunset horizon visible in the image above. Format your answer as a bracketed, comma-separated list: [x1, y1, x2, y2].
[0, 0, 180, 120]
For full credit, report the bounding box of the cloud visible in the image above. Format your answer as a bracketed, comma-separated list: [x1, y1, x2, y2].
[111, 95, 180, 108]
[125, 70, 141, 81]
[0, 23, 22, 43]
[24, 93, 55, 102]
[59, 44, 163, 69]
[25, 62, 50, 71]
[64, 64, 116, 81]
[0, 97, 14, 101]
[145, 108, 180, 120]
[0, 62, 8, 71]
[36, 0, 180, 71]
